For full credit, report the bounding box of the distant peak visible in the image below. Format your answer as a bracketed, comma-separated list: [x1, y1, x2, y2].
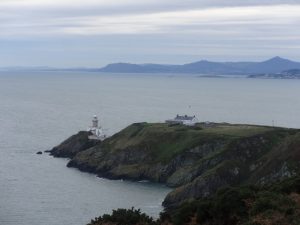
[267, 56, 288, 62]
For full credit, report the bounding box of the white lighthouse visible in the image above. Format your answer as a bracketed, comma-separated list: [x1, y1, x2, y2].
[88, 115, 106, 140]
[92, 115, 98, 129]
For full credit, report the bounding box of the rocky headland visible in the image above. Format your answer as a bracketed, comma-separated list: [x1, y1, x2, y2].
[51, 123, 300, 207]
[49, 122, 300, 212]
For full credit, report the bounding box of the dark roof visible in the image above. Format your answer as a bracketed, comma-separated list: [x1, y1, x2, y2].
[174, 115, 196, 121]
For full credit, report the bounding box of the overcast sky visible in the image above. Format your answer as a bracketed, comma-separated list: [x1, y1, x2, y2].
[0, 0, 300, 67]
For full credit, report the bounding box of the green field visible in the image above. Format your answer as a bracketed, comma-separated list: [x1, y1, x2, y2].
[103, 122, 280, 162]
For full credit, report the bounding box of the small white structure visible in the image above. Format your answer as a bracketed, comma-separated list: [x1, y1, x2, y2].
[166, 114, 198, 126]
[88, 115, 106, 140]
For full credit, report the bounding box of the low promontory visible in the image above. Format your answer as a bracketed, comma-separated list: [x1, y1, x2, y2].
[49, 122, 300, 210]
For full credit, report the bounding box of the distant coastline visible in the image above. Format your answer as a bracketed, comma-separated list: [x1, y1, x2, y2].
[2, 57, 300, 79]
[248, 69, 300, 79]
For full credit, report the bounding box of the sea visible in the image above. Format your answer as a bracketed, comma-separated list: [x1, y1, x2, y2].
[0, 71, 299, 225]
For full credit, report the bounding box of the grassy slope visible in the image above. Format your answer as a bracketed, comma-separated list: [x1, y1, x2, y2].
[67, 122, 300, 210]
[102, 123, 275, 163]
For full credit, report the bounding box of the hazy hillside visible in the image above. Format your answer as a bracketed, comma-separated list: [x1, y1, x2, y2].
[99, 57, 300, 75]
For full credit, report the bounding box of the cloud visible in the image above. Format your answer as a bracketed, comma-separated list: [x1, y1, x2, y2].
[0, 1, 300, 66]
[1, 4, 300, 37]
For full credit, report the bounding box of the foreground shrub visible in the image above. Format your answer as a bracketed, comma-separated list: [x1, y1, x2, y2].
[88, 207, 157, 225]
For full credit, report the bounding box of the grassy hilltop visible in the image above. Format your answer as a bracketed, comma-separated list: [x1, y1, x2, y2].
[50, 122, 300, 224]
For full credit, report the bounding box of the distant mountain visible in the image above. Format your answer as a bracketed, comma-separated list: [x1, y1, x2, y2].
[245, 56, 300, 74]
[98, 63, 176, 73]
[179, 60, 237, 74]
[2, 57, 300, 75]
[99, 61, 241, 74]
[99, 57, 300, 75]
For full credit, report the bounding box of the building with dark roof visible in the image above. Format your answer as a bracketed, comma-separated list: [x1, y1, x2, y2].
[166, 114, 198, 126]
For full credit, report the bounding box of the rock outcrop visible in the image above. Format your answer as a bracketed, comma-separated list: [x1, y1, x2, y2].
[49, 131, 101, 158]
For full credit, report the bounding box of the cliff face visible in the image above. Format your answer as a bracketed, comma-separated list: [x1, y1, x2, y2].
[163, 131, 300, 208]
[50, 123, 300, 208]
[49, 131, 101, 158]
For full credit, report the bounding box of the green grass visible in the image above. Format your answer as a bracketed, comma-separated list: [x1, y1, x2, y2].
[101, 123, 282, 163]
[199, 124, 274, 137]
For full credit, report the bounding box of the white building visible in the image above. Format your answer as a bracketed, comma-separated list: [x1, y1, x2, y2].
[166, 114, 198, 126]
[88, 115, 106, 140]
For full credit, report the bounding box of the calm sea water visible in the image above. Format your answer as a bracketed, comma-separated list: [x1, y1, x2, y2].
[0, 72, 300, 225]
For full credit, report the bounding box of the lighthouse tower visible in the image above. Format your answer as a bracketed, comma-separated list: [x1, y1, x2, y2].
[88, 115, 106, 140]
[92, 115, 99, 129]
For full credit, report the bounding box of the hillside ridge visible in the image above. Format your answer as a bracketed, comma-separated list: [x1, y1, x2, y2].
[99, 57, 300, 75]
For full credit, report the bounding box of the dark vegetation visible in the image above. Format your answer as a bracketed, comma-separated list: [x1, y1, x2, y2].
[168, 176, 300, 225]
[88, 176, 300, 225]
[88, 208, 157, 225]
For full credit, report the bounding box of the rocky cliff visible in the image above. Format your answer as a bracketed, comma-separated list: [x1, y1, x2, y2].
[49, 123, 300, 208]
[49, 131, 101, 158]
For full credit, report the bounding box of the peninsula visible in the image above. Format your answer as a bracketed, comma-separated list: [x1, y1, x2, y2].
[49, 121, 300, 210]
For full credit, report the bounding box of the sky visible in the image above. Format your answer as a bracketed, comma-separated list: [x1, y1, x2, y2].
[0, 0, 300, 67]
